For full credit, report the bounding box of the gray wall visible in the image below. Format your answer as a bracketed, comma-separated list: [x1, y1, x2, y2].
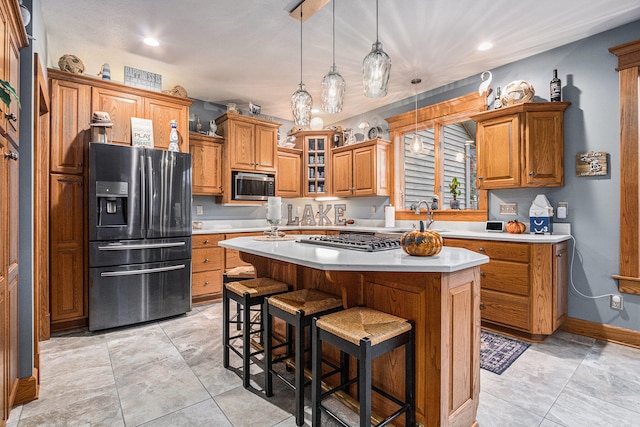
[195, 19, 640, 332]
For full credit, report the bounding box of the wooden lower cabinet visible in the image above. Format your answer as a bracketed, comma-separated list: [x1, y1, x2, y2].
[49, 174, 86, 326]
[444, 238, 569, 341]
[192, 234, 225, 302]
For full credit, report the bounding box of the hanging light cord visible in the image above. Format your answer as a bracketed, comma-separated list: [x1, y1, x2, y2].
[375, 0, 379, 43]
[332, 0, 336, 66]
[299, 8, 303, 85]
[412, 78, 421, 134]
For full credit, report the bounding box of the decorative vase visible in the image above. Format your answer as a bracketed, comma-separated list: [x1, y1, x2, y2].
[450, 198, 460, 210]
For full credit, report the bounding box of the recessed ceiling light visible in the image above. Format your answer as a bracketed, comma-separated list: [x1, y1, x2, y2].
[477, 42, 494, 51]
[144, 37, 160, 47]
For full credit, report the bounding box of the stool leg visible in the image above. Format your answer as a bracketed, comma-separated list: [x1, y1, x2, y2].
[359, 339, 372, 427]
[294, 313, 304, 426]
[406, 329, 415, 427]
[264, 300, 274, 397]
[222, 287, 230, 368]
[311, 319, 322, 427]
[242, 293, 251, 388]
[236, 302, 242, 331]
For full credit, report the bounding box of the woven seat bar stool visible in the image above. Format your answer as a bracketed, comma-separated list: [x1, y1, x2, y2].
[311, 307, 415, 427]
[264, 289, 344, 426]
[223, 277, 289, 388]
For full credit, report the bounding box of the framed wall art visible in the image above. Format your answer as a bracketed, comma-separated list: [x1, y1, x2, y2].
[576, 151, 608, 176]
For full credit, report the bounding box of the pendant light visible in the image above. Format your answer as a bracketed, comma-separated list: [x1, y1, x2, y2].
[362, 0, 391, 98]
[321, 0, 346, 113]
[291, 8, 313, 126]
[409, 78, 424, 154]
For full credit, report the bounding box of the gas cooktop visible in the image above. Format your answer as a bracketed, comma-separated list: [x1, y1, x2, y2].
[298, 234, 401, 252]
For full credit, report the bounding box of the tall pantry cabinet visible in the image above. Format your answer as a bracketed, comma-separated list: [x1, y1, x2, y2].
[0, 0, 28, 423]
[47, 69, 192, 332]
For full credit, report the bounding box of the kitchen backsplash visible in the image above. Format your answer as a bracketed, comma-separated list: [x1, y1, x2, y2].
[192, 195, 390, 222]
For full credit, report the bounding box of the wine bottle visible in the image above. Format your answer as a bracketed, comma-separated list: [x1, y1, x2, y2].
[168, 120, 179, 152]
[550, 69, 561, 102]
[494, 87, 502, 109]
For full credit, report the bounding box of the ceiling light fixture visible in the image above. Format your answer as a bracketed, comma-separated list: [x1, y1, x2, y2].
[409, 78, 423, 154]
[477, 41, 494, 51]
[362, 0, 391, 98]
[321, 0, 345, 113]
[291, 7, 313, 126]
[144, 37, 160, 47]
[18, 0, 30, 27]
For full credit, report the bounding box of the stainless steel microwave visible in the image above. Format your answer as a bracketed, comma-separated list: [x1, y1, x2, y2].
[232, 171, 275, 201]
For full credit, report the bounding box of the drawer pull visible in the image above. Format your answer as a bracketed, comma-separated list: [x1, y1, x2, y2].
[204, 281, 209, 286]
[478, 247, 485, 252]
[204, 258, 209, 263]
[204, 239, 210, 244]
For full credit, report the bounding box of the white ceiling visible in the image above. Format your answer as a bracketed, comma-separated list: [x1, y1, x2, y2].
[40, 0, 640, 123]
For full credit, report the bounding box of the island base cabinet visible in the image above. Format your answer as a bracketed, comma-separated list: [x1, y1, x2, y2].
[240, 252, 481, 427]
[192, 234, 225, 303]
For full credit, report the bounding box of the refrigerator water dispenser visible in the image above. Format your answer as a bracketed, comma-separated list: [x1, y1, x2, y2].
[96, 181, 128, 227]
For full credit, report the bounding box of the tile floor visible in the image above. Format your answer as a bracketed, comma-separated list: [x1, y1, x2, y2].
[8, 301, 640, 427]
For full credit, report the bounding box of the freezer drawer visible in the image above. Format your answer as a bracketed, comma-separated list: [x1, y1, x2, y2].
[89, 259, 192, 331]
[89, 236, 192, 268]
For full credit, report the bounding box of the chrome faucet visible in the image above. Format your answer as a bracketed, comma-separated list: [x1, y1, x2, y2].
[410, 200, 433, 229]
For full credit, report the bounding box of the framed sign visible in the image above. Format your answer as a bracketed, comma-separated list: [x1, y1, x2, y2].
[131, 118, 154, 147]
[124, 66, 162, 92]
[576, 151, 607, 176]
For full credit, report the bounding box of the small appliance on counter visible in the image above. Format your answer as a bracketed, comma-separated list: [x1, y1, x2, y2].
[529, 194, 554, 234]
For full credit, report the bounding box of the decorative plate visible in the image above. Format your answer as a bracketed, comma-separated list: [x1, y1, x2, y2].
[368, 126, 383, 139]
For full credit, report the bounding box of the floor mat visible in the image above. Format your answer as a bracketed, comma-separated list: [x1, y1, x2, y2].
[480, 330, 530, 374]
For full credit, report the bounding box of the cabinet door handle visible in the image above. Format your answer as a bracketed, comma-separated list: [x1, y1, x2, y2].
[478, 247, 485, 252]
[5, 112, 16, 122]
[480, 271, 485, 277]
[529, 171, 535, 177]
[204, 258, 209, 263]
[4, 151, 18, 161]
[204, 281, 209, 286]
[556, 253, 563, 257]
[204, 239, 210, 244]
[78, 162, 83, 167]
[480, 302, 485, 310]
[478, 176, 483, 180]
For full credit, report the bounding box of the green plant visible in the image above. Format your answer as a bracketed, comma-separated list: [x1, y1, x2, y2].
[0, 79, 20, 108]
[449, 177, 461, 200]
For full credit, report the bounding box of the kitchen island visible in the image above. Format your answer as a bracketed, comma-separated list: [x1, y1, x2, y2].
[219, 235, 489, 427]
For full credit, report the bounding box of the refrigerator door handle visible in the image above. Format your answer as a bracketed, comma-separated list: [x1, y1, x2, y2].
[140, 153, 147, 235]
[147, 155, 154, 236]
[100, 264, 186, 277]
[97, 242, 186, 251]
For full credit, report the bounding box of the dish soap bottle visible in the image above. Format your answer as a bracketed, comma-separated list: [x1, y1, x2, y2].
[168, 120, 179, 152]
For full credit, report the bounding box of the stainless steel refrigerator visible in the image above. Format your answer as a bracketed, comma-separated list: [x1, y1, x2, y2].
[88, 142, 192, 331]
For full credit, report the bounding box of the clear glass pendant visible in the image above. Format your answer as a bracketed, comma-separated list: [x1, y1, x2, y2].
[410, 134, 423, 154]
[363, 41, 391, 98]
[291, 83, 313, 126]
[321, 65, 346, 114]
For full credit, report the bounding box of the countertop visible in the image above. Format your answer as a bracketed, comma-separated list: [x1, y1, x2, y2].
[192, 220, 572, 244]
[218, 236, 489, 273]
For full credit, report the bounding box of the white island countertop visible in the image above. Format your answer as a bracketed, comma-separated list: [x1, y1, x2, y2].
[218, 236, 489, 273]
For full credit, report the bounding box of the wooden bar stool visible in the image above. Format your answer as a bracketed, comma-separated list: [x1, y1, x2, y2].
[264, 289, 344, 426]
[223, 277, 289, 388]
[311, 307, 415, 427]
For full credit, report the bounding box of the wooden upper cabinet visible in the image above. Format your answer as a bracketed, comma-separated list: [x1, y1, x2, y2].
[216, 113, 280, 173]
[190, 132, 223, 195]
[331, 139, 391, 197]
[50, 79, 90, 174]
[473, 102, 569, 189]
[276, 147, 302, 198]
[4, 23, 19, 144]
[255, 124, 277, 172]
[145, 98, 189, 151]
[91, 86, 144, 146]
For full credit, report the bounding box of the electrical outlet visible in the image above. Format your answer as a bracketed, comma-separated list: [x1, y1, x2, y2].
[610, 294, 624, 310]
[196, 205, 203, 215]
[499, 203, 517, 215]
[371, 205, 377, 214]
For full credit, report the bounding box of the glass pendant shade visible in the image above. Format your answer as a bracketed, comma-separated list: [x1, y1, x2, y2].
[410, 134, 423, 154]
[321, 65, 346, 113]
[291, 83, 313, 126]
[363, 42, 391, 98]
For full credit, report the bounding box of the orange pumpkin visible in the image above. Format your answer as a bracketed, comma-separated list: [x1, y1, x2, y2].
[400, 221, 443, 256]
[506, 220, 526, 234]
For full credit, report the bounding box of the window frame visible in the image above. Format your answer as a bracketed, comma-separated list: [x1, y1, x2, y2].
[386, 91, 489, 222]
